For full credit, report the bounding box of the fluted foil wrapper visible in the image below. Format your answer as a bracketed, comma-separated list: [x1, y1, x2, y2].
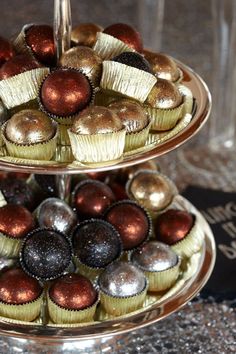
[47, 295, 98, 324]
[93, 32, 135, 60]
[101, 61, 157, 103]
[0, 68, 49, 109]
[0, 292, 43, 322]
[174, 68, 184, 84]
[146, 101, 184, 131]
[0, 232, 22, 258]
[68, 128, 126, 164]
[57, 123, 72, 146]
[125, 119, 151, 152]
[74, 258, 103, 282]
[13, 24, 34, 56]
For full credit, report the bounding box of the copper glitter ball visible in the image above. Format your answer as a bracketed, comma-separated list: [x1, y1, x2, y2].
[72, 179, 115, 219]
[25, 24, 56, 66]
[108, 99, 149, 133]
[0, 36, 15, 67]
[40, 68, 93, 117]
[0, 54, 41, 80]
[71, 106, 123, 134]
[143, 50, 180, 82]
[71, 23, 103, 47]
[0, 204, 34, 238]
[5, 109, 56, 145]
[0, 268, 42, 304]
[155, 209, 194, 245]
[49, 273, 97, 310]
[104, 200, 150, 250]
[104, 23, 143, 52]
[59, 46, 102, 87]
[146, 79, 182, 109]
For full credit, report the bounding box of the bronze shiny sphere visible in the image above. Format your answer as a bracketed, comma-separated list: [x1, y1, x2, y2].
[146, 79, 183, 109]
[71, 23, 103, 47]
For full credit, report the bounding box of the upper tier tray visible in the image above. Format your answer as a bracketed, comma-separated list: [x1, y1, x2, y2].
[0, 60, 211, 175]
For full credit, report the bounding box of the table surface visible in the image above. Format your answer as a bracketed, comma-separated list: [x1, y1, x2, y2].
[0, 1, 235, 353]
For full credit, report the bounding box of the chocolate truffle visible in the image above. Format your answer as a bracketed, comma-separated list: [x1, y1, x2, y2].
[25, 24, 56, 66]
[0, 268, 42, 304]
[71, 23, 103, 47]
[39, 68, 93, 118]
[49, 273, 97, 310]
[0, 54, 41, 80]
[155, 209, 194, 245]
[20, 228, 72, 281]
[103, 23, 143, 52]
[72, 179, 115, 219]
[0, 178, 35, 210]
[104, 200, 150, 250]
[146, 79, 182, 109]
[0, 36, 15, 67]
[113, 52, 152, 73]
[72, 219, 122, 268]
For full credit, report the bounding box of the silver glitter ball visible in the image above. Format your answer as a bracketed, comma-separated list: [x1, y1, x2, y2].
[36, 198, 77, 235]
[131, 241, 178, 272]
[98, 261, 146, 297]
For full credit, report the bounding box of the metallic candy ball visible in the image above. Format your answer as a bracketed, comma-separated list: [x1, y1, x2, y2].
[5, 109, 56, 145]
[146, 78, 183, 109]
[0, 53, 41, 80]
[131, 241, 178, 272]
[37, 198, 77, 234]
[104, 23, 143, 52]
[49, 273, 97, 310]
[71, 23, 103, 47]
[25, 24, 56, 66]
[98, 261, 146, 297]
[118, 160, 160, 184]
[71, 106, 123, 134]
[0, 268, 42, 304]
[113, 52, 152, 73]
[127, 170, 177, 212]
[143, 50, 180, 82]
[0, 36, 15, 67]
[0, 204, 34, 238]
[155, 209, 194, 245]
[108, 99, 149, 133]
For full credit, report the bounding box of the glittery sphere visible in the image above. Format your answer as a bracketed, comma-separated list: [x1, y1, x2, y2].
[37, 198, 77, 234]
[0, 36, 15, 67]
[0, 204, 34, 238]
[0, 178, 35, 210]
[0, 268, 42, 304]
[98, 261, 146, 297]
[5, 109, 56, 145]
[131, 241, 178, 272]
[40, 68, 93, 117]
[155, 209, 194, 245]
[107, 180, 128, 201]
[49, 273, 97, 310]
[143, 50, 180, 82]
[104, 23, 143, 52]
[71, 23, 103, 47]
[108, 99, 149, 133]
[71, 106, 123, 134]
[118, 160, 159, 183]
[72, 219, 122, 268]
[0, 54, 41, 80]
[127, 170, 176, 212]
[104, 201, 150, 250]
[20, 229, 72, 281]
[59, 46, 102, 87]
[146, 79, 182, 109]
[113, 52, 152, 73]
[25, 25, 56, 66]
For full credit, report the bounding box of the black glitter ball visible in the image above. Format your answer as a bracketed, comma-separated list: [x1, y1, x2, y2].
[72, 219, 122, 269]
[112, 52, 153, 73]
[0, 178, 35, 210]
[20, 228, 72, 281]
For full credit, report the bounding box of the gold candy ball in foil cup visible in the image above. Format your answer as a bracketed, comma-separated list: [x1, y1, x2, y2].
[71, 23, 103, 47]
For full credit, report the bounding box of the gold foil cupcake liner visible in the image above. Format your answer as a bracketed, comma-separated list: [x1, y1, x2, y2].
[174, 68, 184, 84]
[68, 128, 126, 164]
[100, 283, 147, 317]
[13, 24, 34, 57]
[0, 68, 49, 109]
[57, 123, 72, 146]
[74, 258, 103, 282]
[124, 119, 152, 152]
[100, 61, 157, 103]
[0, 292, 43, 322]
[178, 84, 194, 115]
[2, 122, 58, 161]
[93, 32, 135, 60]
[0, 232, 22, 258]
[47, 294, 99, 324]
[171, 215, 205, 259]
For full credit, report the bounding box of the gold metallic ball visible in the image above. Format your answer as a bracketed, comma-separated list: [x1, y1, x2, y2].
[143, 50, 180, 82]
[145, 79, 183, 109]
[127, 170, 177, 212]
[71, 23, 103, 47]
[5, 109, 56, 145]
[59, 46, 102, 87]
[71, 106, 123, 134]
[118, 160, 160, 182]
[108, 99, 149, 133]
